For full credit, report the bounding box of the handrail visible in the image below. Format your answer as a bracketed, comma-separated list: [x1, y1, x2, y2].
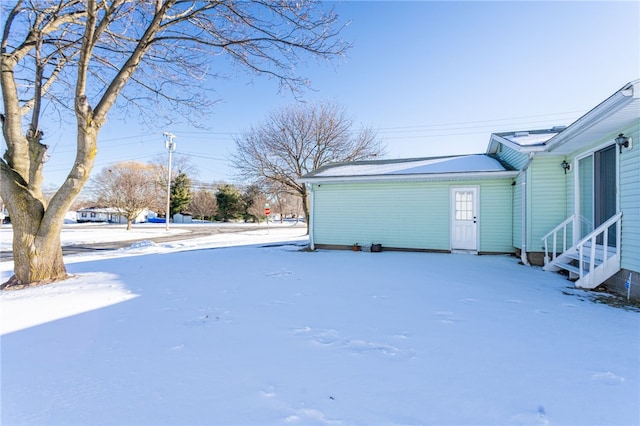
[576, 212, 622, 287]
[574, 211, 622, 249]
[542, 214, 575, 265]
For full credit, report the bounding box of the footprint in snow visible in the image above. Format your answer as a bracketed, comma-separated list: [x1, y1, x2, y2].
[509, 406, 548, 425]
[313, 330, 340, 345]
[183, 309, 231, 327]
[284, 408, 341, 425]
[293, 327, 406, 358]
[293, 327, 340, 345]
[260, 386, 277, 398]
[266, 269, 294, 279]
[393, 332, 410, 339]
[433, 311, 462, 323]
[371, 295, 390, 300]
[592, 371, 625, 385]
[270, 300, 292, 306]
[345, 339, 400, 356]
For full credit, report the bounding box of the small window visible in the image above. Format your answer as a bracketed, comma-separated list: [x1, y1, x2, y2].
[455, 191, 473, 221]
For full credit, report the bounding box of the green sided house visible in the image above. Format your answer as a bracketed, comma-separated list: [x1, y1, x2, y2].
[299, 79, 640, 296]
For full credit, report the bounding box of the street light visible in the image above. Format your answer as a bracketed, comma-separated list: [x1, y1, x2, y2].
[163, 132, 176, 230]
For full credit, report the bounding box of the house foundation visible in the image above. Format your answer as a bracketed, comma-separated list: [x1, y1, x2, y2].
[603, 269, 639, 301]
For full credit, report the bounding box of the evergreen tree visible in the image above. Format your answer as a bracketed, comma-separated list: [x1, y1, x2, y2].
[215, 185, 243, 222]
[241, 184, 264, 222]
[170, 171, 192, 217]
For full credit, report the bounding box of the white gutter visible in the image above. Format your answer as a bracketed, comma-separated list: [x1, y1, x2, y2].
[520, 153, 535, 266]
[544, 80, 639, 151]
[299, 170, 519, 185]
[307, 184, 315, 250]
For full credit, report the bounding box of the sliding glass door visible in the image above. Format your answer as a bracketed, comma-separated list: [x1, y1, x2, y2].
[577, 145, 617, 246]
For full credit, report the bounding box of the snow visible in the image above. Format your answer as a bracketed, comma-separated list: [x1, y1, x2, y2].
[1, 223, 639, 425]
[309, 155, 509, 178]
[502, 132, 559, 147]
[396, 154, 508, 174]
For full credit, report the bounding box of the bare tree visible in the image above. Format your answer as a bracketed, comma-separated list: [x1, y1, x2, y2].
[242, 184, 268, 223]
[150, 153, 198, 195]
[263, 181, 296, 223]
[232, 101, 385, 231]
[189, 188, 217, 221]
[92, 162, 159, 230]
[1, 1, 347, 288]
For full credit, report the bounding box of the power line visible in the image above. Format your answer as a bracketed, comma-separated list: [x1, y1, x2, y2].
[179, 151, 228, 161]
[375, 110, 585, 131]
[377, 117, 578, 135]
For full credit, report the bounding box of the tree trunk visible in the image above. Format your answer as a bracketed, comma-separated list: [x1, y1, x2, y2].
[1, 200, 67, 289]
[301, 187, 310, 236]
[0, 102, 98, 289]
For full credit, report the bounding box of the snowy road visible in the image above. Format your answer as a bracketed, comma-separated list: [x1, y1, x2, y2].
[0, 222, 306, 261]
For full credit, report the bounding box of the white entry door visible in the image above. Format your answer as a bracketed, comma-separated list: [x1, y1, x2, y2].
[450, 187, 478, 251]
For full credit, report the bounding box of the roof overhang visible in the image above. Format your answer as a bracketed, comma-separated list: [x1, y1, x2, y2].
[486, 133, 549, 154]
[299, 170, 519, 185]
[543, 80, 640, 155]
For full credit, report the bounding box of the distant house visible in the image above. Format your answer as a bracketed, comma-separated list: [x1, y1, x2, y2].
[300, 79, 639, 296]
[76, 207, 152, 224]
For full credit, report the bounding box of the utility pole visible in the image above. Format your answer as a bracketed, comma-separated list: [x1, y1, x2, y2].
[163, 132, 176, 230]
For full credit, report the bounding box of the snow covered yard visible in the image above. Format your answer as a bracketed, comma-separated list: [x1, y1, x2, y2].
[1, 227, 639, 425]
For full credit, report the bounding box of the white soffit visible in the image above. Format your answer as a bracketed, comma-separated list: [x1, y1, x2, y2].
[545, 80, 640, 155]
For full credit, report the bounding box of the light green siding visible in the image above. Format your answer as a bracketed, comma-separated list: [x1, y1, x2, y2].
[566, 122, 640, 273]
[496, 144, 529, 170]
[565, 160, 576, 244]
[512, 174, 523, 249]
[578, 155, 594, 237]
[311, 179, 514, 253]
[312, 182, 448, 250]
[527, 156, 568, 250]
[478, 180, 514, 252]
[619, 123, 640, 272]
[495, 144, 527, 251]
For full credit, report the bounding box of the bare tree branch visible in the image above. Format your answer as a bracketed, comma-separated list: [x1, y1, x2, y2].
[1, 0, 349, 286]
[91, 161, 161, 230]
[231, 101, 386, 230]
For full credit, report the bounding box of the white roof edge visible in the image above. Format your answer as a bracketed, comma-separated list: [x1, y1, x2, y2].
[544, 79, 640, 151]
[299, 170, 519, 184]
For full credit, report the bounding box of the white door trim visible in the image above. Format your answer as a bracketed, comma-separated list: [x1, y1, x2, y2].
[450, 186, 479, 253]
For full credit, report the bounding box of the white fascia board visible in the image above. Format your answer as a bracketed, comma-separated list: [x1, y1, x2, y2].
[298, 170, 519, 185]
[544, 80, 638, 151]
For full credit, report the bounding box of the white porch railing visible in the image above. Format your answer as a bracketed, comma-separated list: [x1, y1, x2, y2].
[574, 212, 622, 288]
[542, 214, 574, 265]
[542, 212, 623, 289]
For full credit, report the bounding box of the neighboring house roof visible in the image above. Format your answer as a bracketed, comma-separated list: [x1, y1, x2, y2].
[77, 207, 151, 214]
[77, 207, 120, 214]
[299, 154, 518, 184]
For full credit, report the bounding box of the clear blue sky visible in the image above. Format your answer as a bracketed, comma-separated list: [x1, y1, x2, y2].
[38, 1, 640, 189]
